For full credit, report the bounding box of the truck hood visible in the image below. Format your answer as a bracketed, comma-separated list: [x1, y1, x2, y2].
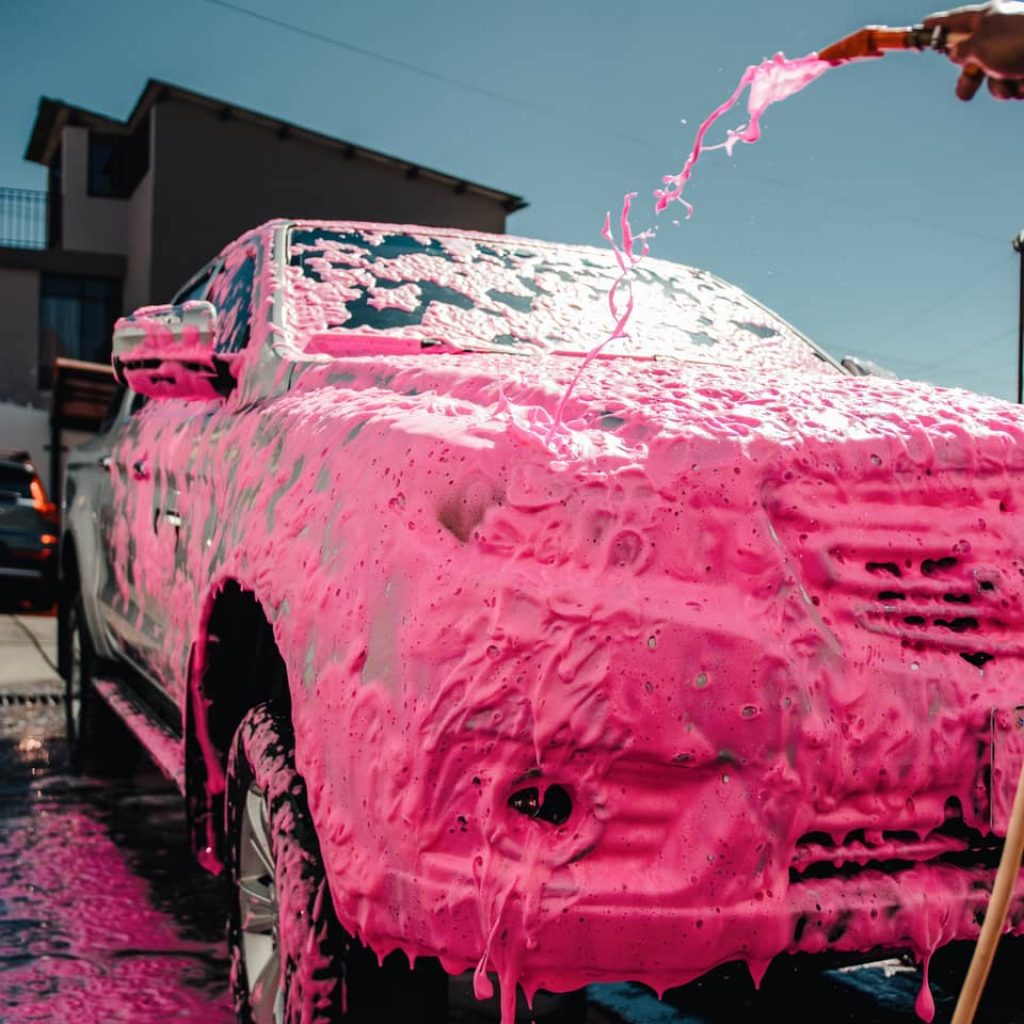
[282, 353, 1024, 839]
[287, 349, 1024, 475]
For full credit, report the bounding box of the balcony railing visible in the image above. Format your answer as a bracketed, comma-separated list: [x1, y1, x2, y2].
[0, 188, 47, 250]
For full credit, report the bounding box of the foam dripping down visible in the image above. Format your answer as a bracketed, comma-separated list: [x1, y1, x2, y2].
[916, 954, 936, 1023]
[547, 52, 836, 443]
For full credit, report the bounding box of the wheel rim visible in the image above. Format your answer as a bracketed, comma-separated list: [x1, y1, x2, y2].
[239, 782, 283, 1024]
[67, 612, 83, 747]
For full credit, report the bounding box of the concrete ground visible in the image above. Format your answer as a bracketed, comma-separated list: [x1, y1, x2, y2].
[0, 612, 60, 695]
[1, 612, 1022, 1023]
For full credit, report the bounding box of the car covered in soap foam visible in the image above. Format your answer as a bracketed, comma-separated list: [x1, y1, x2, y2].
[60, 219, 1024, 1021]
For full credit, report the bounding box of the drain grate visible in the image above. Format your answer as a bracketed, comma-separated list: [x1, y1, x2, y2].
[0, 692, 65, 706]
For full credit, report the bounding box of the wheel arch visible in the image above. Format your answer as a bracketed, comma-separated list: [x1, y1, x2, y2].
[185, 578, 291, 873]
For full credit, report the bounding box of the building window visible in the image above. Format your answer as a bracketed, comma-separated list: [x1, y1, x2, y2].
[39, 275, 122, 390]
[87, 119, 149, 198]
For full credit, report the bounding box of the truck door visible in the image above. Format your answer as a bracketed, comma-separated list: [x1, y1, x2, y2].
[105, 242, 259, 699]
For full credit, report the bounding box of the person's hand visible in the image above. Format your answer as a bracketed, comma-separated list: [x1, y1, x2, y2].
[923, 1, 1024, 99]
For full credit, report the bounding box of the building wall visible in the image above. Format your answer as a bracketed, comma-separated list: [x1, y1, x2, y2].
[124, 166, 154, 311]
[149, 99, 509, 300]
[123, 116, 156, 311]
[0, 267, 41, 406]
[59, 126, 130, 256]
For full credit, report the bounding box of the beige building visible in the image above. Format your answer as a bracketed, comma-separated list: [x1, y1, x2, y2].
[0, 79, 526, 484]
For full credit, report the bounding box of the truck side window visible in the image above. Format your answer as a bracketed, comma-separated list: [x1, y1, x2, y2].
[209, 246, 257, 354]
[171, 261, 217, 305]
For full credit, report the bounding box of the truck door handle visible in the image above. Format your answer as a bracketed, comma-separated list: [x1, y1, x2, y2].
[99, 456, 112, 471]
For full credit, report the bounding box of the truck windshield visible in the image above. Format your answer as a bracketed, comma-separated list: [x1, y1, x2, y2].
[287, 226, 839, 375]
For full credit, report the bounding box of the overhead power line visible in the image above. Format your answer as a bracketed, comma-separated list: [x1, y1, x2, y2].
[875, 256, 1009, 342]
[201, 0, 1008, 249]
[200, 0, 652, 146]
[204, 0, 545, 112]
[854, 324, 1014, 375]
[922, 325, 1015, 373]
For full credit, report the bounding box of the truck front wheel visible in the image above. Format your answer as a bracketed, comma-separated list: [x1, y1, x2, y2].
[225, 702, 447, 1023]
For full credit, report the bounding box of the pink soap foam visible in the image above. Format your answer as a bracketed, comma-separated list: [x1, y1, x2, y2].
[0, 799, 229, 1022]
[916, 954, 936, 1023]
[90, 46, 1018, 1017]
[547, 53, 835, 442]
[655, 52, 834, 215]
[545, 193, 650, 444]
[108, 298, 1024, 1023]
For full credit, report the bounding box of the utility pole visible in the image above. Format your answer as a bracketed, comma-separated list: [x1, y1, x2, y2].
[1015, 230, 1024, 404]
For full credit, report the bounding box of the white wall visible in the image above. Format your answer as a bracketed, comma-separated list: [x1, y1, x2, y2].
[60, 126, 130, 256]
[0, 402, 49, 481]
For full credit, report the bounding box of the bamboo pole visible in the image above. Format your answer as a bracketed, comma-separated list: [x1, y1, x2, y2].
[951, 756, 1024, 1024]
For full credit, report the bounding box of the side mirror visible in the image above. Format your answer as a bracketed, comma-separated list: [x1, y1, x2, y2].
[112, 301, 237, 399]
[841, 355, 897, 380]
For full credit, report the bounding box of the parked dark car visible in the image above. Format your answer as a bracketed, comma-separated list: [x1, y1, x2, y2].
[0, 449, 58, 610]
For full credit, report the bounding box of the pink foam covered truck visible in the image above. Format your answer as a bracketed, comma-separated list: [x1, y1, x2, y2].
[60, 220, 1024, 1022]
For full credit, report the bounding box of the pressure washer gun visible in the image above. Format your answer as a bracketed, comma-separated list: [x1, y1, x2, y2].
[818, 24, 983, 97]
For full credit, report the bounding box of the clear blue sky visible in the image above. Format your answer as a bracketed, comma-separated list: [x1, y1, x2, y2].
[3, 0, 1023, 398]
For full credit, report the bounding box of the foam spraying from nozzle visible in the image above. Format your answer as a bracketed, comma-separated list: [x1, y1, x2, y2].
[817, 23, 969, 63]
[816, 23, 982, 97]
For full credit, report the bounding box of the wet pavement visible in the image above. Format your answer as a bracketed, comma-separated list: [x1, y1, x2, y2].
[0, 611, 231, 1023]
[1, 611, 1023, 1024]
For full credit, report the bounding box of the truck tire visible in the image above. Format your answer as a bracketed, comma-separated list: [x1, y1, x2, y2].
[226, 703, 447, 1023]
[61, 594, 137, 775]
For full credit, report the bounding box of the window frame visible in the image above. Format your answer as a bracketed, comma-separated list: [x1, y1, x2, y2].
[207, 246, 258, 355]
[86, 123, 150, 199]
[38, 273, 123, 391]
[170, 258, 221, 306]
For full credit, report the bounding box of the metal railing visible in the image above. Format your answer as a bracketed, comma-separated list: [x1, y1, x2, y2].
[0, 188, 47, 250]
